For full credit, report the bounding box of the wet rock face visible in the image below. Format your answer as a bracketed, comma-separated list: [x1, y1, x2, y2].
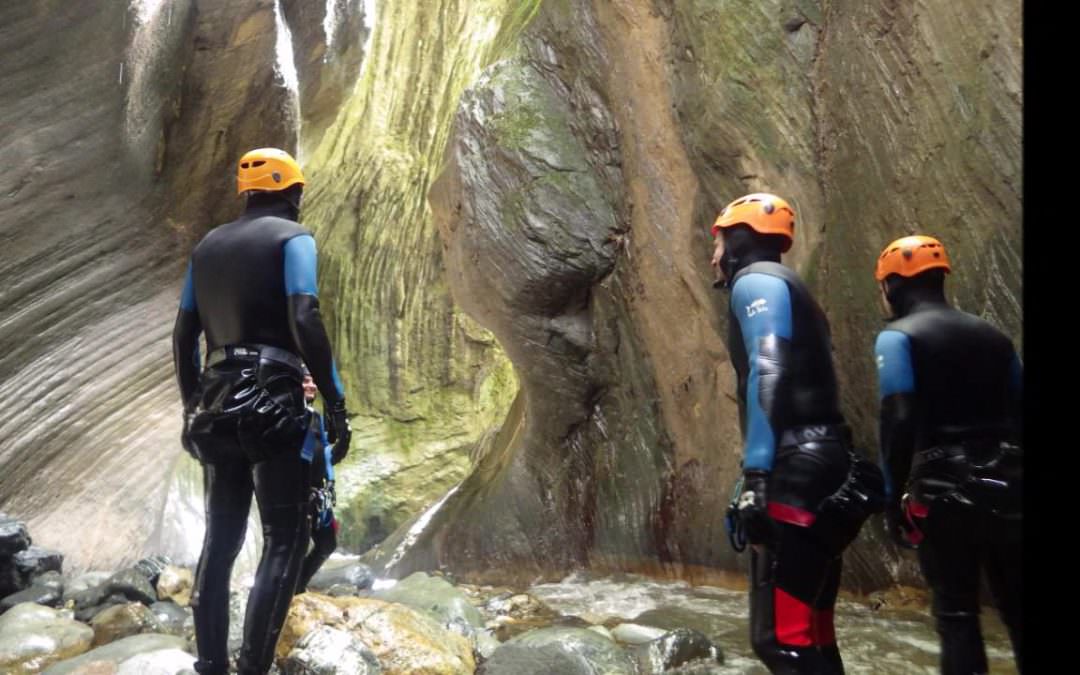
[132, 556, 172, 588]
[480, 626, 638, 675]
[0, 514, 62, 598]
[2, 0, 1020, 594]
[282, 626, 382, 675]
[0, 514, 31, 557]
[371, 572, 486, 635]
[41, 634, 192, 675]
[0, 603, 94, 674]
[103, 568, 159, 606]
[401, 0, 1021, 590]
[68, 566, 160, 623]
[307, 560, 375, 593]
[630, 627, 724, 675]
[14, 546, 64, 579]
[63, 573, 112, 605]
[280, 0, 370, 155]
[631, 607, 737, 647]
[480, 592, 562, 642]
[0, 571, 65, 613]
[155, 565, 193, 607]
[278, 594, 476, 674]
[404, 0, 731, 583]
[89, 602, 166, 647]
[0, 0, 378, 575]
[414, 13, 682, 580]
[148, 601, 194, 638]
[0, 0, 315, 572]
[0, 0, 197, 574]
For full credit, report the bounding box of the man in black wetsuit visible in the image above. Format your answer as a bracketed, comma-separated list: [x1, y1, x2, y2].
[711, 193, 883, 674]
[873, 235, 1022, 675]
[173, 147, 352, 675]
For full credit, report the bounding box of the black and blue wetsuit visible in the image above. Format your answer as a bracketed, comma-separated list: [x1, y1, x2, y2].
[875, 294, 1023, 675]
[727, 260, 856, 675]
[297, 408, 338, 592]
[171, 190, 346, 675]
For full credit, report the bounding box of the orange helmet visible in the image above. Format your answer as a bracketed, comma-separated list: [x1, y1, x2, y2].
[236, 148, 305, 195]
[710, 193, 795, 252]
[875, 235, 951, 281]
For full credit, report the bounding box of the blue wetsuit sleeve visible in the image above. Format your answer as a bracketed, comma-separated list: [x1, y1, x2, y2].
[730, 273, 794, 473]
[875, 330, 917, 501]
[284, 235, 346, 403]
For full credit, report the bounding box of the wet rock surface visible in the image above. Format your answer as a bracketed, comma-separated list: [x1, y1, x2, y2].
[148, 601, 194, 639]
[0, 514, 31, 557]
[0, 603, 94, 674]
[481, 626, 637, 675]
[307, 560, 375, 593]
[278, 593, 475, 674]
[1, 570, 65, 612]
[155, 565, 194, 607]
[42, 634, 192, 675]
[282, 626, 382, 675]
[630, 627, 723, 674]
[89, 602, 167, 647]
[371, 572, 485, 635]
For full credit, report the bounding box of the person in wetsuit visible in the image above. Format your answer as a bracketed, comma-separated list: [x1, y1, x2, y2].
[711, 193, 883, 674]
[173, 147, 352, 675]
[296, 367, 339, 593]
[873, 235, 1022, 675]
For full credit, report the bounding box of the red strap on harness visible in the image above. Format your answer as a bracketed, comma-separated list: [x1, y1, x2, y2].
[767, 501, 817, 527]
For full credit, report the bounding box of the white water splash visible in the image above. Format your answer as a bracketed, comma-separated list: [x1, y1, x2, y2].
[362, 0, 377, 57]
[273, 0, 301, 97]
[132, 0, 166, 25]
[323, 0, 339, 53]
[382, 484, 460, 573]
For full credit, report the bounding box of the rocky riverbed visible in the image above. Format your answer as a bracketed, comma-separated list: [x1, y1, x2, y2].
[1, 513, 1017, 674]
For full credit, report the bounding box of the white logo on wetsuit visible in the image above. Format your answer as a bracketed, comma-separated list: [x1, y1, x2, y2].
[746, 298, 769, 317]
[803, 426, 828, 439]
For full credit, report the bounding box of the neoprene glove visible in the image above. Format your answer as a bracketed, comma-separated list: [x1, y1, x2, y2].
[326, 399, 352, 465]
[738, 470, 776, 547]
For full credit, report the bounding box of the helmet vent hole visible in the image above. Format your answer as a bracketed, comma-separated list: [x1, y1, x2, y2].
[762, 202, 775, 214]
[252, 160, 267, 168]
[933, 252, 940, 257]
[241, 162, 250, 169]
[902, 250, 913, 259]
[272, 171, 282, 183]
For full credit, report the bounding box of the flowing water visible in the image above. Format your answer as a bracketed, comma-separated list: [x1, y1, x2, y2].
[527, 573, 1018, 674]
